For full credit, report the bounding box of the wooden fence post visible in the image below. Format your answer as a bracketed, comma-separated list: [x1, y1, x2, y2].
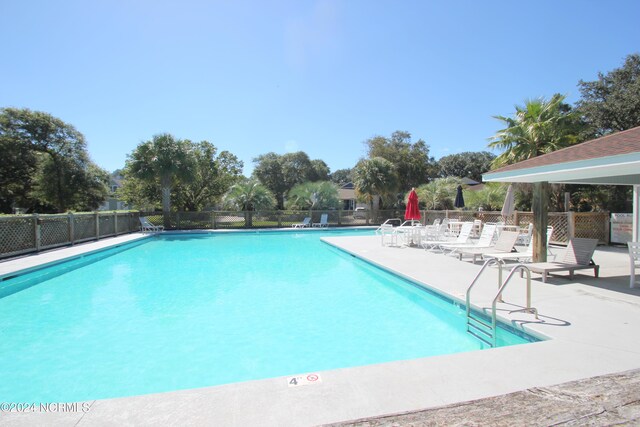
[68, 212, 75, 245]
[34, 214, 41, 252]
[95, 212, 100, 240]
[567, 211, 576, 240]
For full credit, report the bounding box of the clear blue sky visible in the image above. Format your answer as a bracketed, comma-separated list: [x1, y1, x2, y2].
[1, 0, 639, 175]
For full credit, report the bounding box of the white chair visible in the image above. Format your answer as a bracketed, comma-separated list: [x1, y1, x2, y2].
[526, 238, 600, 283]
[395, 220, 424, 246]
[484, 226, 554, 264]
[375, 218, 401, 246]
[457, 231, 519, 263]
[423, 222, 473, 252]
[628, 242, 640, 289]
[292, 217, 311, 228]
[312, 214, 329, 228]
[139, 217, 164, 233]
[441, 224, 497, 251]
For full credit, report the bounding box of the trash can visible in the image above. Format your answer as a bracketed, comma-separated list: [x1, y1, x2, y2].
[610, 213, 633, 244]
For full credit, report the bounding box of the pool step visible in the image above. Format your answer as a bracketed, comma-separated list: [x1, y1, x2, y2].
[467, 312, 494, 347]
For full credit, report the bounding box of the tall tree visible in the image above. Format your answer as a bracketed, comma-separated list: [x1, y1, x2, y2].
[252, 152, 287, 208]
[308, 159, 330, 182]
[352, 157, 399, 210]
[577, 53, 640, 137]
[0, 107, 108, 212]
[488, 94, 581, 168]
[125, 133, 192, 225]
[365, 131, 437, 190]
[252, 151, 328, 209]
[437, 151, 496, 181]
[173, 142, 243, 211]
[330, 168, 352, 185]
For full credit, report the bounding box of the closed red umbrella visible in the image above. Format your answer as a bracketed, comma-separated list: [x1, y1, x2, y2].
[404, 188, 421, 224]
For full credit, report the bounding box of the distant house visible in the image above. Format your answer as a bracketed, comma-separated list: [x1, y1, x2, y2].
[460, 177, 480, 186]
[98, 173, 128, 211]
[461, 177, 484, 192]
[338, 182, 373, 210]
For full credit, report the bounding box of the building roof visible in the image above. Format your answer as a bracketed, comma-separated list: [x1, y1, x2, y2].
[483, 126, 640, 185]
[460, 177, 480, 186]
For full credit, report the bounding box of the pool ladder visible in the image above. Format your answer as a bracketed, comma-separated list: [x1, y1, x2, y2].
[465, 259, 538, 347]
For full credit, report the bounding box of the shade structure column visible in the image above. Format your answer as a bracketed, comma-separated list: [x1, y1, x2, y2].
[634, 185, 639, 242]
[532, 181, 549, 262]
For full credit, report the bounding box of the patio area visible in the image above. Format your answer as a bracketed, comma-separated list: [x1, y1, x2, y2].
[2, 232, 640, 426]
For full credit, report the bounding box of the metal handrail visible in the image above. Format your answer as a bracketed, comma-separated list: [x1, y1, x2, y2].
[465, 258, 503, 320]
[490, 264, 538, 341]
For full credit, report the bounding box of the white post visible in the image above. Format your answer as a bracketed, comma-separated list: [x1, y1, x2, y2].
[633, 185, 639, 242]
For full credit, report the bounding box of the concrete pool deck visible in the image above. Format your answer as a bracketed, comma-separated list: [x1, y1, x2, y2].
[2, 232, 640, 426]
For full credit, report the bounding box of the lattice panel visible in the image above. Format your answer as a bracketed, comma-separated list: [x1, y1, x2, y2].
[249, 211, 274, 228]
[372, 210, 400, 225]
[213, 212, 245, 228]
[116, 213, 131, 234]
[516, 212, 534, 228]
[476, 212, 503, 224]
[0, 216, 36, 256]
[574, 213, 608, 242]
[176, 212, 211, 229]
[549, 213, 569, 243]
[340, 210, 367, 225]
[140, 213, 165, 229]
[454, 211, 476, 222]
[274, 211, 305, 227]
[74, 215, 96, 241]
[423, 211, 447, 226]
[40, 216, 70, 248]
[99, 215, 115, 236]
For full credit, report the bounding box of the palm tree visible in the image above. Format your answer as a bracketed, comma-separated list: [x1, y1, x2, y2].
[488, 94, 580, 168]
[126, 133, 192, 227]
[223, 179, 276, 227]
[286, 181, 339, 210]
[417, 177, 460, 210]
[463, 182, 508, 211]
[488, 94, 581, 262]
[223, 179, 276, 211]
[352, 157, 399, 210]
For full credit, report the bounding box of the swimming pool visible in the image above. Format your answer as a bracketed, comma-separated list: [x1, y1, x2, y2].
[0, 229, 536, 403]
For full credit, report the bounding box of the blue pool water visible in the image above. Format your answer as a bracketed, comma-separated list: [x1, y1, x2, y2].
[0, 229, 535, 402]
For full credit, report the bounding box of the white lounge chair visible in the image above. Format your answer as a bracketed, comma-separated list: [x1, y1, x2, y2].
[525, 238, 600, 283]
[484, 226, 554, 264]
[312, 213, 329, 228]
[292, 217, 311, 228]
[628, 242, 640, 288]
[422, 222, 473, 251]
[441, 224, 497, 250]
[422, 218, 448, 242]
[456, 231, 519, 263]
[139, 217, 164, 233]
